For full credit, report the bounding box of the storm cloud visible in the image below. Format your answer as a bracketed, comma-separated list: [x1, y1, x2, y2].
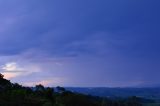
[0, 0, 159, 87]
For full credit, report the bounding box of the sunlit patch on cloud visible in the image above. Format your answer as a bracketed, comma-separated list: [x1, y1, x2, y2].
[1, 62, 23, 79]
[2, 62, 23, 72]
[0, 62, 41, 79]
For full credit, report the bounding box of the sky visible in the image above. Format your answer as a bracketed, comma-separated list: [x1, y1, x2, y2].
[0, 0, 160, 87]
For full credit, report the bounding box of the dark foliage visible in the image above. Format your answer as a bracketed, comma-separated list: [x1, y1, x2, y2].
[0, 73, 142, 106]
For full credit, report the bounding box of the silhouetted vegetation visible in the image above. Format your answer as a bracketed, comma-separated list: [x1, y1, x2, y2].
[0, 73, 143, 106]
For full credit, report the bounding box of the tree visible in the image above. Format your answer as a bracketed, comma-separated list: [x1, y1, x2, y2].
[0, 73, 11, 90]
[12, 83, 22, 89]
[35, 84, 45, 91]
[45, 87, 54, 100]
[56, 86, 66, 93]
[0, 73, 4, 79]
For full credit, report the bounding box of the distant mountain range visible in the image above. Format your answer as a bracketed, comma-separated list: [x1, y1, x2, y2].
[66, 87, 160, 100]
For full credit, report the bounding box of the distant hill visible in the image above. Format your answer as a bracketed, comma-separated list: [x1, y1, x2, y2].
[66, 87, 160, 99]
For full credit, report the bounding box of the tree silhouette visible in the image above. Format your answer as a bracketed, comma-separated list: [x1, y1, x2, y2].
[56, 86, 66, 93]
[35, 84, 45, 91]
[0, 73, 4, 79]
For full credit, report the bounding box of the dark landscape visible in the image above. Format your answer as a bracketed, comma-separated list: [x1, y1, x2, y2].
[67, 87, 160, 106]
[0, 73, 144, 106]
[0, 73, 159, 106]
[67, 87, 160, 98]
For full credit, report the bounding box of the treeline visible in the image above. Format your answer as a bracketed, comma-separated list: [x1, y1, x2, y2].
[0, 73, 142, 106]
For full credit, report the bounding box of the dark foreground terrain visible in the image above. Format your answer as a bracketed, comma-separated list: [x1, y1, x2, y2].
[0, 73, 148, 106]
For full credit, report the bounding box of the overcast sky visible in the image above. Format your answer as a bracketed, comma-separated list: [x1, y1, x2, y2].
[0, 0, 160, 87]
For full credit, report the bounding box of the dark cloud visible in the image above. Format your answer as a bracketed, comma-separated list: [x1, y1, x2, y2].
[0, 0, 159, 57]
[0, 0, 159, 87]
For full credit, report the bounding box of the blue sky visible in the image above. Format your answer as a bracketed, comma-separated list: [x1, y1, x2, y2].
[0, 0, 160, 87]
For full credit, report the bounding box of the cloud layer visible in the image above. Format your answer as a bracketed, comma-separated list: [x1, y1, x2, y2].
[0, 0, 159, 87]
